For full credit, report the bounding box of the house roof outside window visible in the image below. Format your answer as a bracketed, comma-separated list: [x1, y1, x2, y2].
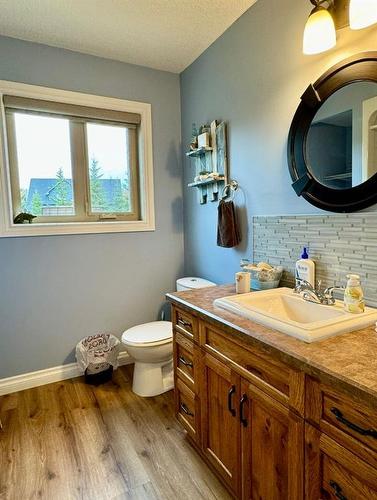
[26, 178, 122, 211]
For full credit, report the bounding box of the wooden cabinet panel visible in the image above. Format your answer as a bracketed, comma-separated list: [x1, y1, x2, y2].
[306, 377, 377, 467]
[200, 321, 304, 414]
[201, 352, 241, 496]
[241, 381, 304, 500]
[175, 378, 200, 443]
[305, 423, 377, 500]
[172, 305, 198, 341]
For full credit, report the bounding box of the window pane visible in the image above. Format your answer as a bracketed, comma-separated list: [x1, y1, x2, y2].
[13, 113, 74, 216]
[86, 122, 131, 213]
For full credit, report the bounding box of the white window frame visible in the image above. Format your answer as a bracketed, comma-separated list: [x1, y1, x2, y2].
[0, 81, 155, 237]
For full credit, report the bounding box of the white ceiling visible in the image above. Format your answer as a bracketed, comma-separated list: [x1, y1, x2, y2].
[0, 0, 257, 73]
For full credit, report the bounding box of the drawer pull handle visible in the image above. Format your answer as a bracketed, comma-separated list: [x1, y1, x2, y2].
[240, 394, 248, 427]
[228, 385, 236, 417]
[179, 356, 193, 369]
[180, 403, 194, 417]
[330, 480, 348, 500]
[330, 407, 377, 439]
[177, 318, 192, 329]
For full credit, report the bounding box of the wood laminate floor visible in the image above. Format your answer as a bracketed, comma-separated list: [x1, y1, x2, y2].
[0, 365, 230, 500]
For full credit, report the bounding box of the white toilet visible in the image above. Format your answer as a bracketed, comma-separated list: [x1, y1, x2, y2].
[121, 277, 216, 397]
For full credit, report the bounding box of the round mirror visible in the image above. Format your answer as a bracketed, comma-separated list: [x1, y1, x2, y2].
[306, 81, 377, 190]
[288, 52, 377, 212]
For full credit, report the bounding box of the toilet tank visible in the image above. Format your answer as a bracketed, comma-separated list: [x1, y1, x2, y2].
[176, 277, 216, 292]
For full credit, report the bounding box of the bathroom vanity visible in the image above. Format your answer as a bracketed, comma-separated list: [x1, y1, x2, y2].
[167, 285, 377, 500]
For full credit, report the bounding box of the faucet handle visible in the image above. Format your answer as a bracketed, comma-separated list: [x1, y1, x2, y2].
[294, 278, 311, 293]
[324, 285, 345, 296]
[323, 285, 346, 304]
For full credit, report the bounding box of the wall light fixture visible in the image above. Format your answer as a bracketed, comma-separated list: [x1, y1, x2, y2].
[303, 0, 377, 55]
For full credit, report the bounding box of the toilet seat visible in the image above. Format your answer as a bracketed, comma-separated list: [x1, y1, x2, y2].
[122, 321, 172, 348]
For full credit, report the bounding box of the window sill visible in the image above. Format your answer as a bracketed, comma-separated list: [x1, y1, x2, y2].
[0, 219, 155, 238]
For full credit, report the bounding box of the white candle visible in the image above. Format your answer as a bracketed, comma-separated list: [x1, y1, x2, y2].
[235, 272, 250, 294]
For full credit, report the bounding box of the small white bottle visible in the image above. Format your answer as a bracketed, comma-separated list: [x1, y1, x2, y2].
[344, 274, 365, 314]
[295, 247, 315, 288]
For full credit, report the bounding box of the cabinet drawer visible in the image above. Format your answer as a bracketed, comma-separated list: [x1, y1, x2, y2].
[172, 305, 198, 341]
[305, 424, 377, 500]
[200, 321, 304, 414]
[174, 332, 199, 392]
[322, 455, 377, 500]
[175, 378, 200, 442]
[306, 378, 377, 466]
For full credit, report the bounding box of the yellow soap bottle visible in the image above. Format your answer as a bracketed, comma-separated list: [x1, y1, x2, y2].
[344, 274, 365, 314]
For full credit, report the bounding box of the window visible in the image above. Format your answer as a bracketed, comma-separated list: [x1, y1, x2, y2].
[0, 82, 154, 236]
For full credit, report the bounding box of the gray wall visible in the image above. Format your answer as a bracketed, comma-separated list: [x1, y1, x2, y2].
[0, 36, 183, 378]
[180, 0, 377, 285]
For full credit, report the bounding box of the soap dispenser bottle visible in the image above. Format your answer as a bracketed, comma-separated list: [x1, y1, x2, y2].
[295, 247, 315, 288]
[344, 274, 365, 313]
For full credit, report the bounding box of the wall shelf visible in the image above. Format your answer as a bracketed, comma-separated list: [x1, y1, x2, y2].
[186, 147, 213, 157]
[188, 177, 224, 188]
[186, 120, 228, 204]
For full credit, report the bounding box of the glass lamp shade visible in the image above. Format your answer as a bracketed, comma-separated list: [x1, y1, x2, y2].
[303, 7, 337, 55]
[349, 0, 377, 29]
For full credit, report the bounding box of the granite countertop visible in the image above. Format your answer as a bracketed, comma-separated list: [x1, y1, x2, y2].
[167, 285, 377, 405]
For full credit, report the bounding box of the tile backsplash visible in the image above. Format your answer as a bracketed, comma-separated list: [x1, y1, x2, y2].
[253, 214, 377, 306]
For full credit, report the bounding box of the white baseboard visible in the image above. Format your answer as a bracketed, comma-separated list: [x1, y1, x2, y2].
[0, 351, 133, 396]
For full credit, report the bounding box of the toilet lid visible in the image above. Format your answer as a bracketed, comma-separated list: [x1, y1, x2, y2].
[122, 321, 172, 345]
[176, 277, 216, 289]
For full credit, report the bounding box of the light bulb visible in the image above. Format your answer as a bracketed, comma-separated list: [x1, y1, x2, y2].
[349, 0, 377, 29]
[303, 7, 337, 55]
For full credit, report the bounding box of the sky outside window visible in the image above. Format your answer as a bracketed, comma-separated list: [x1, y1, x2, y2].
[14, 113, 72, 190]
[86, 122, 130, 213]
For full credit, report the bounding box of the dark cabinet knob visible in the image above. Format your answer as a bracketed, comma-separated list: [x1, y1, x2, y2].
[239, 394, 248, 427]
[177, 317, 192, 329]
[178, 356, 193, 369]
[330, 407, 377, 439]
[329, 480, 348, 500]
[228, 385, 236, 417]
[180, 403, 194, 417]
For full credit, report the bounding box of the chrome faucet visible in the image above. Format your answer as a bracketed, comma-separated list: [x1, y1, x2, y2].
[294, 279, 345, 306]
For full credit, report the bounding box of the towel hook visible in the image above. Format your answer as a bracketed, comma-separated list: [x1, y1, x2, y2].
[221, 180, 239, 200]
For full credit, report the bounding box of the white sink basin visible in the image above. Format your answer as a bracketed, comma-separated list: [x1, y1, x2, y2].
[214, 287, 377, 343]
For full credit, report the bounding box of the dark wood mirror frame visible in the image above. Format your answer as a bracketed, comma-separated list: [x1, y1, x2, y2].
[288, 52, 377, 213]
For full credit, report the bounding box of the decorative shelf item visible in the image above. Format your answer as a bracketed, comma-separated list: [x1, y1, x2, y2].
[186, 120, 229, 204]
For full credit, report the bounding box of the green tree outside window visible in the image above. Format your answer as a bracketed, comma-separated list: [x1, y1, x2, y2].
[31, 191, 42, 215]
[89, 158, 108, 211]
[52, 167, 71, 206]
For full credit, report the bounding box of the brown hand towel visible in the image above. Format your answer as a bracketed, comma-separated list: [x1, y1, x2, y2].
[217, 199, 241, 248]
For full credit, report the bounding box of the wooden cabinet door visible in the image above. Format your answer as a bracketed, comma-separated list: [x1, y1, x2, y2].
[241, 380, 304, 500]
[201, 352, 241, 496]
[306, 423, 377, 500]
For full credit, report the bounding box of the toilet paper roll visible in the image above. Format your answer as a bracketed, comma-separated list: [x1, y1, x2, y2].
[235, 272, 251, 294]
